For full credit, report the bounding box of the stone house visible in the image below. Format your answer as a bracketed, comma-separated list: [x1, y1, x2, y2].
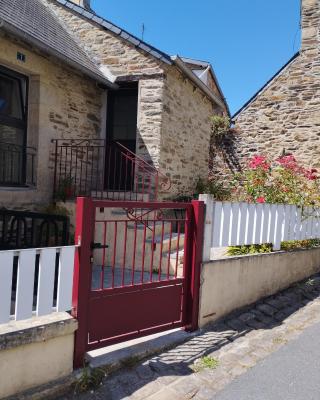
[230, 0, 320, 170]
[0, 0, 228, 212]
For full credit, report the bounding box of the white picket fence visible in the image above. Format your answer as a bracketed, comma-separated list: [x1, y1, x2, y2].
[200, 194, 320, 261]
[0, 246, 75, 324]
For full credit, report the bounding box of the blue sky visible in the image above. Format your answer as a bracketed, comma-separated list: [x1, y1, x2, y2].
[91, 0, 301, 115]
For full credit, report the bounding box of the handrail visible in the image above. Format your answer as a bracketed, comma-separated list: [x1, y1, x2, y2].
[52, 138, 171, 201]
[114, 141, 171, 191]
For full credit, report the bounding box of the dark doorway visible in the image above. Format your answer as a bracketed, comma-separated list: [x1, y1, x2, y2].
[105, 83, 138, 191]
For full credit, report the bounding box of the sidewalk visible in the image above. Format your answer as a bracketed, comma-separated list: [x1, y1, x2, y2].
[60, 274, 320, 400]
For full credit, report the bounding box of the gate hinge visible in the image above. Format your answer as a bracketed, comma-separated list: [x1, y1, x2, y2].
[90, 242, 109, 250]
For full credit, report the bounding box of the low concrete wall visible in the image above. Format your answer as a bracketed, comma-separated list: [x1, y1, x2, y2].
[0, 313, 77, 399]
[199, 248, 320, 328]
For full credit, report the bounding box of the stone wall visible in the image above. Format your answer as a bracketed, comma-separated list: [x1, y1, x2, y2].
[45, 0, 167, 172]
[228, 0, 320, 173]
[0, 32, 103, 210]
[46, 0, 228, 198]
[160, 67, 214, 197]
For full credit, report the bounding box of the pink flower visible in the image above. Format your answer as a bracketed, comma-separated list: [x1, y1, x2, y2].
[276, 155, 298, 171]
[305, 169, 318, 180]
[248, 155, 270, 171]
[256, 197, 266, 203]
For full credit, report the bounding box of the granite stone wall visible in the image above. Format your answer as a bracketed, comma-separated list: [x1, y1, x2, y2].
[46, 0, 227, 198]
[0, 32, 103, 209]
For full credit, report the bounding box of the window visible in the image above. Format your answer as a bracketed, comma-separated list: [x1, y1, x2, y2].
[0, 65, 28, 186]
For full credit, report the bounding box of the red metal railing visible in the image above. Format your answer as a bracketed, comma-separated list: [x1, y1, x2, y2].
[52, 139, 170, 202]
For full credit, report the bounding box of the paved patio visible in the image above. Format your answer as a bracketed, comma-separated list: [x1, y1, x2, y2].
[61, 273, 320, 400]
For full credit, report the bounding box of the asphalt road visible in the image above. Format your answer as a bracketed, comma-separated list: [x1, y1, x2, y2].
[212, 321, 320, 400]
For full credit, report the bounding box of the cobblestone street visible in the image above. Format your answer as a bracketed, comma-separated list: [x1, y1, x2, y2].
[61, 274, 320, 400]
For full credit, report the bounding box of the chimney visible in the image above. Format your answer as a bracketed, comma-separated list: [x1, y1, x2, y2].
[301, 0, 320, 51]
[70, 0, 91, 10]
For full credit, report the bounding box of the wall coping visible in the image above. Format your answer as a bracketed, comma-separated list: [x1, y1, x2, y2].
[203, 246, 320, 265]
[0, 312, 78, 351]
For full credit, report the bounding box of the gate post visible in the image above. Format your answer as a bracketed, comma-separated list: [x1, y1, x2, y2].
[72, 197, 95, 368]
[188, 200, 205, 331]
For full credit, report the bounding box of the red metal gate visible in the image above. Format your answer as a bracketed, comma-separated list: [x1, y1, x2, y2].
[72, 198, 204, 367]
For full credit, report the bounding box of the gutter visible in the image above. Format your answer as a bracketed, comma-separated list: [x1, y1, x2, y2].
[171, 55, 227, 112]
[0, 19, 118, 90]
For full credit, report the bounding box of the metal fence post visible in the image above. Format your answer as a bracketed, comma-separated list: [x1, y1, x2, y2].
[72, 197, 95, 368]
[187, 200, 205, 332]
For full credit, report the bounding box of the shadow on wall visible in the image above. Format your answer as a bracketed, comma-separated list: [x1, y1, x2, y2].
[209, 129, 242, 176]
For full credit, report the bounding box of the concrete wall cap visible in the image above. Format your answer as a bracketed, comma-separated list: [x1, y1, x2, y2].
[0, 312, 78, 351]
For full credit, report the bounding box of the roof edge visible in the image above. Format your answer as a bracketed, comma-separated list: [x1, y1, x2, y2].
[232, 52, 300, 119]
[54, 0, 173, 66]
[0, 18, 118, 89]
[171, 55, 227, 111]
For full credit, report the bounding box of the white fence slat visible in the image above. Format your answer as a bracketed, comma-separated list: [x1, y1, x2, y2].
[268, 204, 277, 244]
[282, 205, 291, 242]
[246, 204, 255, 244]
[212, 202, 223, 247]
[288, 206, 296, 241]
[314, 214, 320, 238]
[57, 246, 75, 312]
[238, 203, 248, 245]
[300, 210, 308, 240]
[15, 249, 36, 321]
[254, 204, 263, 244]
[221, 202, 232, 246]
[230, 203, 240, 245]
[306, 207, 313, 239]
[274, 205, 284, 250]
[294, 207, 302, 240]
[36, 248, 56, 317]
[261, 204, 270, 243]
[0, 252, 14, 324]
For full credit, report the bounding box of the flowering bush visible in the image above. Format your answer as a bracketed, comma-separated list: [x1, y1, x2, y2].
[231, 154, 320, 206]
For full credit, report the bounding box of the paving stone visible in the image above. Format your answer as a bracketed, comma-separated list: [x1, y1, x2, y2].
[256, 303, 278, 316]
[264, 297, 287, 310]
[225, 318, 250, 333]
[171, 375, 204, 397]
[148, 388, 183, 400]
[62, 273, 320, 400]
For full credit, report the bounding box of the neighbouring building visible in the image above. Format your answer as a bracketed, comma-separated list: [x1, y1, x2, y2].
[0, 0, 228, 212]
[230, 0, 320, 170]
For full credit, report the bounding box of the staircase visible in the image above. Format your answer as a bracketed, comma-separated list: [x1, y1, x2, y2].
[93, 207, 185, 279]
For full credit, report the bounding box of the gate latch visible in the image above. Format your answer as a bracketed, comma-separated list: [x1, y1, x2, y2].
[90, 242, 109, 250]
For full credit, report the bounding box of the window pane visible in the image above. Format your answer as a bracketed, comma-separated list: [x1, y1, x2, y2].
[112, 95, 137, 141]
[0, 124, 25, 185]
[0, 74, 23, 119]
[0, 124, 24, 146]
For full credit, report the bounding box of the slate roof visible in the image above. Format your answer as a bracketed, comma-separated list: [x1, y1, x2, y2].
[0, 0, 115, 87]
[54, 0, 173, 65]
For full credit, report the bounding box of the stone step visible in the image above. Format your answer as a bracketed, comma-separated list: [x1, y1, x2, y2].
[146, 233, 185, 254]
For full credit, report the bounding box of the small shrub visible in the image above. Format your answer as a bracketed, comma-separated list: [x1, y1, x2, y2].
[193, 356, 219, 372]
[194, 177, 231, 201]
[74, 367, 106, 394]
[227, 239, 320, 256]
[227, 244, 272, 256]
